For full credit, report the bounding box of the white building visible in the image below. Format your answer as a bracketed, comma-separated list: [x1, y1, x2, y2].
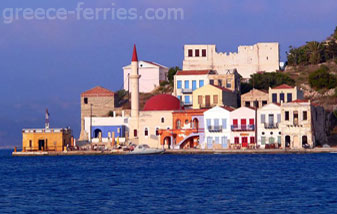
[257, 103, 282, 149]
[123, 60, 169, 93]
[173, 70, 216, 106]
[203, 106, 233, 149]
[230, 107, 256, 149]
[182, 43, 280, 79]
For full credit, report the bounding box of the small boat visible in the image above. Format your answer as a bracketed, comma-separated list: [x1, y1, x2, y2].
[129, 144, 165, 155]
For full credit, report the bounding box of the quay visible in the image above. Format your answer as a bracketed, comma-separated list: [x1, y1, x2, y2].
[12, 148, 337, 156]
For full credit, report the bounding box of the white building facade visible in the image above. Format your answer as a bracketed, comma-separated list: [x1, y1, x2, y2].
[257, 103, 282, 149]
[230, 107, 256, 149]
[203, 106, 232, 149]
[123, 60, 169, 93]
[182, 43, 280, 79]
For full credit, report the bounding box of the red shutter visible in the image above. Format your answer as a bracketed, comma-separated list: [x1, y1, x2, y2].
[234, 137, 239, 144]
[249, 119, 254, 125]
[241, 119, 246, 125]
[250, 136, 255, 144]
[233, 119, 238, 125]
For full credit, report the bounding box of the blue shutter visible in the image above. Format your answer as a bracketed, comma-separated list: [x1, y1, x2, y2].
[261, 114, 265, 123]
[192, 80, 197, 90]
[177, 80, 182, 89]
[222, 119, 227, 129]
[184, 80, 189, 89]
[199, 80, 204, 87]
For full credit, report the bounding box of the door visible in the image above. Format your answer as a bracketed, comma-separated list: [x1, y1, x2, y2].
[233, 119, 238, 129]
[205, 95, 211, 107]
[242, 137, 248, 148]
[38, 140, 45, 151]
[221, 137, 228, 149]
[207, 137, 213, 149]
[241, 119, 246, 130]
[268, 114, 274, 126]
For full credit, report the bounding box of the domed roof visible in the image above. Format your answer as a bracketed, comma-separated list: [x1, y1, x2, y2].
[143, 94, 183, 111]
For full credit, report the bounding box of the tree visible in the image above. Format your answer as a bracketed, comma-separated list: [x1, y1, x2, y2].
[333, 26, 337, 40]
[325, 39, 337, 60]
[249, 72, 295, 91]
[168, 66, 180, 85]
[306, 41, 323, 64]
[309, 65, 337, 90]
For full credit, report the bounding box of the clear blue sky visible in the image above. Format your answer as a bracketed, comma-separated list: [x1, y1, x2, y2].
[1, 0, 337, 147]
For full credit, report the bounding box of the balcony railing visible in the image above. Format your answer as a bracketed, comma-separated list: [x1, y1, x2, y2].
[231, 124, 255, 131]
[264, 123, 279, 129]
[181, 88, 193, 94]
[208, 125, 223, 132]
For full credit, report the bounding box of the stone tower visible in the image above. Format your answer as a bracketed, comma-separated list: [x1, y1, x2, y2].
[129, 45, 140, 143]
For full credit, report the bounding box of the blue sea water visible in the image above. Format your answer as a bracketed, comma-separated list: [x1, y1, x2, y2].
[0, 150, 337, 214]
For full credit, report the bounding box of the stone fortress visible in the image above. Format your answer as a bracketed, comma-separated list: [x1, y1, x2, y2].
[183, 43, 280, 79]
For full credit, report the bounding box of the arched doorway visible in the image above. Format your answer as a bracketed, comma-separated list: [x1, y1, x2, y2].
[302, 136, 308, 147]
[94, 129, 102, 138]
[285, 136, 291, 148]
[193, 118, 199, 131]
[163, 137, 171, 149]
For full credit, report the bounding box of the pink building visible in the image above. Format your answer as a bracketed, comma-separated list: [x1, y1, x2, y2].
[123, 61, 169, 93]
[230, 107, 256, 149]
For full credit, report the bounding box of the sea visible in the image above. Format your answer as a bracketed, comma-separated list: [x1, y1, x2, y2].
[0, 149, 337, 214]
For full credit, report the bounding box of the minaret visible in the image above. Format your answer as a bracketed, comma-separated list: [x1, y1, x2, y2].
[129, 45, 140, 140]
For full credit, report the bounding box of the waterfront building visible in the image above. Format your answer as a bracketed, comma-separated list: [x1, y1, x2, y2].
[22, 128, 72, 152]
[159, 109, 206, 149]
[257, 103, 282, 149]
[173, 70, 216, 106]
[203, 106, 234, 149]
[241, 89, 269, 108]
[192, 84, 238, 109]
[280, 100, 314, 149]
[230, 107, 256, 149]
[123, 60, 169, 93]
[182, 43, 280, 79]
[269, 84, 304, 104]
[79, 86, 115, 141]
[84, 111, 128, 144]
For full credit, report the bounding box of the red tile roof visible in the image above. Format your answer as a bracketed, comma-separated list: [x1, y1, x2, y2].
[210, 84, 233, 92]
[132, 44, 138, 62]
[272, 84, 294, 89]
[81, 86, 115, 97]
[290, 99, 309, 103]
[176, 70, 213, 75]
[221, 105, 236, 111]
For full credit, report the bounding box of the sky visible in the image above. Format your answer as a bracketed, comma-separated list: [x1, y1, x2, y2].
[1, 0, 337, 147]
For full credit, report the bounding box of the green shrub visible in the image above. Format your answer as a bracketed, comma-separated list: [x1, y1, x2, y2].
[160, 81, 169, 87]
[309, 65, 337, 90]
[248, 72, 295, 91]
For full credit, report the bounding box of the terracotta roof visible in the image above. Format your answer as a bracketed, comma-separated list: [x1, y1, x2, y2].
[81, 86, 114, 97]
[220, 105, 236, 111]
[272, 84, 294, 89]
[176, 70, 213, 75]
[290, 99, 309, 103]
[132, 44, 138, 62]
[143, 94, 184, 111]
[242, 88, 268, 96]
[173, 109, 209, 114]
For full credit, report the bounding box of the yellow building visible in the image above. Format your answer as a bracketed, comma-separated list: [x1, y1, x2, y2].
[241, 89, 269, 108]
[22, 128, 72, 152]
[192, 84, 238, 109]
[269, 84, 303, 104]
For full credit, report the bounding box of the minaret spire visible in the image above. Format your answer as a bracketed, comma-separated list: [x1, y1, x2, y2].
[132, 44, 138, 62]
[130, 44, 140, 141]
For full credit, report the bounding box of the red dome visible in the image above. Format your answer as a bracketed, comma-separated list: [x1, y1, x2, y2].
[143, 94, 183, 111]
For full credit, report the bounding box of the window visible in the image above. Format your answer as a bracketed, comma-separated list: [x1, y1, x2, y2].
[285, 111, 289, 121]
[29, 140, 32, 148]
[155, 128, 159, 136]
[261, 114, 265, 123]
[84, 97, 88, 104]
[214, 119, 219, 127]
[184, 80, 189, 89]
[192, 80, 197, 91]
[249, 119, 254, 125]
[287, 93, 292, 102]
[245, 101, 250, 107]
[198, 95, 203, 105]
[202, 49, 206, 57]
[250, 137, 255, 144]
[215, 137, 220, 144]
[262, 100, 268, 106]
[280, 93, 285, 103]
[199, 80, 204, 87]
[176, 120, 181, 129]
[254, 100, 259, 108]
[177, 80, 182, 89]
[188, 49, 193, 57]
[206, 119, 211, 130]
[184, 96, 190, 104]
[261, 137, 266, 145]
[234, 137, 240, 144]
[277, 114, 281, 123]
[272, 93, 277, 103]
[134, 129, 138, 137]
[218, 80, 222, 87]
[213, 95, 218, 104]
[210, 80, 214, 85]
[303, 111, 307, 120]
[195, 49, 200, 57]
[144, 128, 149, 136]
[226, 79, 232, 88]
[222, 119, 227, 129]
[161, 117, 165, 123]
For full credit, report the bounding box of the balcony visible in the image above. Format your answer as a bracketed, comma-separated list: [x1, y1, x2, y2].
[231, 124, 255, 131]
[264, 123, 279, 129]
[181, 88, 193, 94]
[208, 125, 223, 132]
